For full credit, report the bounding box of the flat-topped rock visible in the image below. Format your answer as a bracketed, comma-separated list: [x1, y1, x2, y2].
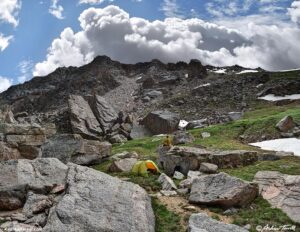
[208, 150, 258, 168]
[189, 172, 258, 208]
[254, 171, 300, 223]
[158, 146, 211, 175]
[158, 146, 257, 175]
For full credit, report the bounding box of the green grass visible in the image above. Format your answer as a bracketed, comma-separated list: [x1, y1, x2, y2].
[232, 197, 298, 232]
[152, 198, 184, 232]
[112, 136, 163, 159]
[189, 104, 300, 150]
[222, 156, 300, 181]
[92, 103, 300, 232]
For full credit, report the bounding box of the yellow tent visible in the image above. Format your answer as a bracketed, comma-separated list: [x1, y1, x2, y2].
[131, 160, 160, 177]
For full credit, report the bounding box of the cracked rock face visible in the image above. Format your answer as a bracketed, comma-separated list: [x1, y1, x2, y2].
[0, 158, 155, 232]
[43, 163, 155, 232]
[254, 171, 300, 223]
[0, 158, 68, 210]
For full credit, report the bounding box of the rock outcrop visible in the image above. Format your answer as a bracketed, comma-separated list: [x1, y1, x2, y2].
[41, 134, 111, 165]
[188, 213, 248, 232]
[0, 158, 156, 231]
[254, 171, 300, 223]
[0, 123, 52, 161]
[43, 163, 155, 232]
[68, 94, 133, 143]
[0, 158, 68, 210]
[141, 110, 180, 134]
[158, 146, 258, 175]
[68, 95, 103, 139]
[189, 172, 258, 208]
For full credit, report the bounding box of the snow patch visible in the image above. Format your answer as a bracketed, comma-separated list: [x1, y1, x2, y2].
[195, 83, 211, 88]
[237, 70, 258, 74]
[275, 68, 300, 72]
[250, 138, 300, 156]
[258, 94, 300, 101]
[179, 120, 189, 129]
[211, 69, 227, 74]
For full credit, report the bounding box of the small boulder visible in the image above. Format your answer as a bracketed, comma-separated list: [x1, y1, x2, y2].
[201, 132, 211, 138]
[158, 173, 177, 190]
[186, 119, 208, 130]
[276, 116, 295, 132]
[188, 213, 248, 232]
[199, 162, 218, 174]
[108, 158, 138, 172]
[187, 171, 203, 179]
[160, 190, 177, 197]
[111, 151, 139, 161]
[141, 110, 180, 134]
[228, 112, 243, 121]
[173, 171, 185, 180]
[189, 172, 258, 208]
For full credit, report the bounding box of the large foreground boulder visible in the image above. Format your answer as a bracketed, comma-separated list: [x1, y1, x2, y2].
[254, 171, 300, 223]
[158, 146, 258, 175]
[41, 134, 111, 165]
[188, 213, 248, 232]
[0, 158, 68, 210]
[43, 164, 155, 232]
[141, 110, 180, 134]
[189, 172, 258, 208]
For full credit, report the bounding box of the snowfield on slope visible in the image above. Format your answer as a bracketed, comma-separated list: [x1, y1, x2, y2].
[250, 138, 300, 156]
[258, 94, 300, 101]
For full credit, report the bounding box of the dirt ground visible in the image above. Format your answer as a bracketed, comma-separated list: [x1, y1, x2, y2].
[157, 195, 233, 228]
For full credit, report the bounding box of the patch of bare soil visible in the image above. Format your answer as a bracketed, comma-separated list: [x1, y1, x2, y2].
[157, 195, 233, 228]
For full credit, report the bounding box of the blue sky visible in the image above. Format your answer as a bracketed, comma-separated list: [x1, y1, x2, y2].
[0, 0, 300, 92]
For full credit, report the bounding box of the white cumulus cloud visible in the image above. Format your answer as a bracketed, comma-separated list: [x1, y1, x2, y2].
[34, 5, 300, 76]
[0, 34, 13, 52]
[0, 0, 21, 27]
[49, 0, 64, 20]
[288, 1, 300, 24]
[79, 0, 113, 5]
[0, 76, 12, 93]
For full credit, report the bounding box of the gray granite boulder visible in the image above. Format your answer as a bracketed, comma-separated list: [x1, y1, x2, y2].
[142, 110, 180, 134]
[41, 134, 111, 165]
[189, 172, 258, 208]
[0, 158, 68, 210]
[254, 171, 300, 223]
[276, 116, 295, 132]
[43, 164, 155, 232]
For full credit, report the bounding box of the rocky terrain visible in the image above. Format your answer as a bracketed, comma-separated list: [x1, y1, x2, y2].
[0, 56, 300, 231]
